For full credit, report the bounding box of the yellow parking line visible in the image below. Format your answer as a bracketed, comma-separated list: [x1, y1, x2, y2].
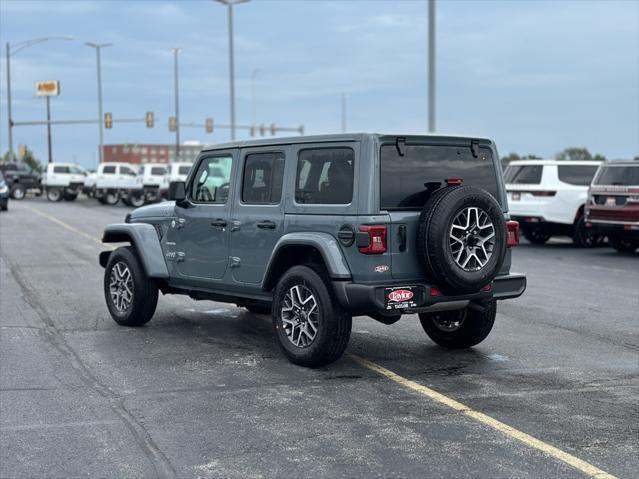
[22, 204, 114, 250]
[350, 354, 617, 479]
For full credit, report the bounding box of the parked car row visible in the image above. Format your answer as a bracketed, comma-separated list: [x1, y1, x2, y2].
[504, 159, 638, 252]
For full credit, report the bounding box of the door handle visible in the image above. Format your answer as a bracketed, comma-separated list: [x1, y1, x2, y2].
[256, 220, 276, 230]
[210, 219, 227, 229]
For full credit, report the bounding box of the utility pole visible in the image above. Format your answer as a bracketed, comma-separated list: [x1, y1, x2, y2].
[216, 0, 249, 141]
[45, 96, 52, 163]
[172, 48, 181, 159]
[86, 42, 112, 163]
[341, 93, 346, 133]
[428, 0, 436, 133]
[251, 68, 259, 131]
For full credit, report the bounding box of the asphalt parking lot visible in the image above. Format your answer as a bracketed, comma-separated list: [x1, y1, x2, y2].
[1, 197, 637, 479]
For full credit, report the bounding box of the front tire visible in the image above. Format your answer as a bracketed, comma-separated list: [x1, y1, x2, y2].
[522, 225, 551, 244]
[103, 190, 120, 205]
[272, 265, 352, 367]
[10, 184, 26, 200]
[572, 216, 603, 248]
[46, 188, 62, 202]
[104, 246, 158, 327]
[419, 301, 496, 349]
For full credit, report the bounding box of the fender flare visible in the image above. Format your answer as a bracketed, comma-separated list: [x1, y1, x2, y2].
[100, 223, 169, 278]
[262, 232, 352, 289]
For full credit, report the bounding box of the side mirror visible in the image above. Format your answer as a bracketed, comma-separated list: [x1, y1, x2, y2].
[169, 181, 186, 203]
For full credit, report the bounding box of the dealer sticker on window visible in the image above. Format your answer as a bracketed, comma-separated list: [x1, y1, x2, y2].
[385, 286, 418, 310]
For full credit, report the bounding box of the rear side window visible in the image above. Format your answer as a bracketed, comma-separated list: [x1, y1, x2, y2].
[102, 165, 116, 174]
[380, 144, 499, 209]
[594, 165, 639, 186]
[504, 165, 543, 184]
[557, 165, 599, 186]
[151, 167, 166, 175]
[295, 148, 354, 204]
[242, 152, 285, 204]
[53, 166, 69, 174]
[120, 166, 136, 176]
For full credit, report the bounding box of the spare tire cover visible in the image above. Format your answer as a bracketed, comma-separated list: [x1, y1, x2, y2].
[417, 185, 506, 294]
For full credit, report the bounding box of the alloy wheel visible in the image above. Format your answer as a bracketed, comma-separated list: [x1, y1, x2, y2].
[281, 284, 319, 348]
[109, 261, 134, 312]
[449, 206, 495, 271]
[431, 310, 466, 332]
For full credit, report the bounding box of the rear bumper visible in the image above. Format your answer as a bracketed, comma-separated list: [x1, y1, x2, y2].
[586, 220, 639, 240]
[332, 273, 526, 316]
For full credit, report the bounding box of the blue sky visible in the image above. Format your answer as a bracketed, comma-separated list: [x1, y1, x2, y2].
[0, 0, 637, 169]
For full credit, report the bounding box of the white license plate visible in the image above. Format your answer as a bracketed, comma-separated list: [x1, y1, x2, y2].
[605, 197, 616, 206]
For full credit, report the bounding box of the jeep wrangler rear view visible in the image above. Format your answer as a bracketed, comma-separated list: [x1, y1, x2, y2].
[100, 134, 526, 367]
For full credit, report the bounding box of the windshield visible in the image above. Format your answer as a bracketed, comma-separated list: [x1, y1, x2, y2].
[380, 143, 500, 210]
[594, 165, 639, 186]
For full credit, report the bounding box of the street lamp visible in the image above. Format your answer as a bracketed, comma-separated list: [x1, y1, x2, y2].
[171, 48, 181, 159]
[85, 42, 112, 163]
[215, 0, 249, 141]
[428, 0, 436, 132]
[5, 36, 73, 161]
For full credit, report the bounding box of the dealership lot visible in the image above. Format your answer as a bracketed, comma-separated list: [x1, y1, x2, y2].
[1, 198, 637, 478]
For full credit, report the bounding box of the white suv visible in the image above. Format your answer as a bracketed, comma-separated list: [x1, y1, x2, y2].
[504, 160, 602, 246]
[94, 162, 144, 207]
[41, 163, 87, 202]
[138, 163, 168, 203]
[160, 162, 193, 199]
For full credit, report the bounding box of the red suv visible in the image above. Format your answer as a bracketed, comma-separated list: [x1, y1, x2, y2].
[585, 161, 639, 253]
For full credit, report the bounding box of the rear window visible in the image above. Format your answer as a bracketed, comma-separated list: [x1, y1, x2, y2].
[179, 166, 191, 175]
[295, 148, 354, 204]
[557, 165, 599, 186]
[594, 165, 639, 186]
[504, 165, 543, 184]
[380, 144, 500, 210]
[151, 167, 166, 175]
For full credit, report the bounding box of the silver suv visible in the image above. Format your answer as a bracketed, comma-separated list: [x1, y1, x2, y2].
[100, 134, 526, 367]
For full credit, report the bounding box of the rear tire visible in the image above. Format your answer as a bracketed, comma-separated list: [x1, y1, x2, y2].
[127, 191, 145, 208]
[419, 301, 496, 349]
[272, 265, 351, 367]
[104, 246, 158, 327]
[64, 192, 78, 201]
[0, 201, 7, 211]
[522, 225, 551, 244]
[572, 216, 603, 248]
[46, 188, 62, 202]
[10, 184, 26, 200]
[103, 190, 120, 205]
[609, 236, 638, 253]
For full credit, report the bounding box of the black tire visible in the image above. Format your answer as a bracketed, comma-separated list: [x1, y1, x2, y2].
[272, 265, 352, 367]
[572, 215, 603, 248]
[127, 191, 145, 208]
[609, 236, 638, 253]
[104, 246, 158, 327]
[46, 188, 62, 202]
[0, 201, 7, 211]
[64, 192, 78, 201]
[417, 185, 507, 295]
[419, 301, 496, 349]
[10, 184, 26, 200]
[103, 190, 120, 205]
[521, 225, 551, 244]
[244, 303, 272, 315]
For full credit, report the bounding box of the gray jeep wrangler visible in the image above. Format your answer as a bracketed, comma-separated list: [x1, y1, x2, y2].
[100, 134, 526, 367]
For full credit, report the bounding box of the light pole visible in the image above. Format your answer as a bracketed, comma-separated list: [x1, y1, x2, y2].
[215, 0, 249, 141]
[171, 48, 181, 159]
[428, 0, 436, 132]
[341, 93, 346, 133]
[85, 42, 112, 163]
[251, 68, 259, 131]
[5, 36, 73, 161]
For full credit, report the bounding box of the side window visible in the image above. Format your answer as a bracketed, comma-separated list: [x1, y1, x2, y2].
[103, 165, 116, 174]
[242, 152, 285, 204]
[505, 165, 543, 184]
[151, 166, 167, 176]
[557, 165, 599, 186]
[295, 148, 354, 204]
[191, 155, 233, 204]
[120, 165, 136, 176]
[53, 166, 69, 174]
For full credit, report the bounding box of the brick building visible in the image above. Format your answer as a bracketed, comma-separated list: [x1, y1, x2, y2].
[101, 143, 208, 164]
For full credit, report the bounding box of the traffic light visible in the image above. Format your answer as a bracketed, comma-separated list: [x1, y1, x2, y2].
[105, 112, 112, 129]
[205, 118, 214, 134]
[270, 123, 276, 136]
[145, 112, 154, 128]
[259, 124, 266, 136]
[168, 116, 177, 132]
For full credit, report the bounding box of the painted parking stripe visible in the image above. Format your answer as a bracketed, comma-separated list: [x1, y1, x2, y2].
[21, 203, 618, 478]
[350, 354, 617, 479]
[22, 204, 114, 250]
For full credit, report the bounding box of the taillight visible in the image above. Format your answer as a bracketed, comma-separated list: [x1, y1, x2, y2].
[530, 191, 556, 197]
[506, 220, 520, 248]
[446, 178, 464, 186]
[358, 225, 387, 254]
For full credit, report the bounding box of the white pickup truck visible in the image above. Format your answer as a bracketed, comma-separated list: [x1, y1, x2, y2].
[41, 163, 87, 202]
[138, 163, 168, 203]
[94, 162, 144, 207]
[160, 162, 193, 199]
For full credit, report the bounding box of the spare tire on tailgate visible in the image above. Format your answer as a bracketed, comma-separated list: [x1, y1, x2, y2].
[417, 185, 506, 294]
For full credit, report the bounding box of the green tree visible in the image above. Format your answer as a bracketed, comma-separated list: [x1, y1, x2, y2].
[1, 147, 43, 172]
[555, 147, 606, 162]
